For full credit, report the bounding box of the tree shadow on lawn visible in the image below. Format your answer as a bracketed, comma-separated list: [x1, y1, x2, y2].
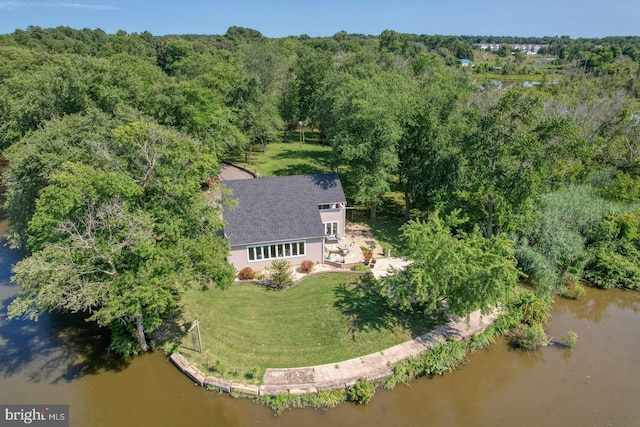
[281, 130, 321, 144]
[270, 148, 333, 176]
[333, 275, 444, 340]
[151, 307, 187, 354]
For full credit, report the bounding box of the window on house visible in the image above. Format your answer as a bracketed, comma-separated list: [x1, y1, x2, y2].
[247, 241, 307, 262]
[319, 203, 344, 210]
[249, 246, 264, 261]
[324, 221, 339, 236]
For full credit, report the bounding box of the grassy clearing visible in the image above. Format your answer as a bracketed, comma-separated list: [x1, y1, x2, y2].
[178, 273, 444, 381]
[224, 131, 333, 177]
[473, 73, 548, 82]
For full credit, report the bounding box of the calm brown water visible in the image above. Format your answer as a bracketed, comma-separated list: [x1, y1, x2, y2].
[1, 215, 639, 427]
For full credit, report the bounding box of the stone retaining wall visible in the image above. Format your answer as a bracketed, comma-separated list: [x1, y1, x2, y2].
[323, 259, 364, 270]
[169, 307, 499, 396]
[170, 353, 261, 395]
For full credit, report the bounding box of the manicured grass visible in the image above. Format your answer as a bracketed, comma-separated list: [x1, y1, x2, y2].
[224, 130, 333, 177]
[178, 273, 444, 381]
[474, 73, 547, 82]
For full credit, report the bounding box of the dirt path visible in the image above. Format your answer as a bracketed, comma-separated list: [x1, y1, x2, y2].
[218, 162, 256, 180]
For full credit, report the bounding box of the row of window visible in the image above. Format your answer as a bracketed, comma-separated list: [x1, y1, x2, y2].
[318, 203, 344, 210]
[247, 241, 306, 262]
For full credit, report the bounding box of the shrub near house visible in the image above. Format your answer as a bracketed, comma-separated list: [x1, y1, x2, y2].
[300, 260, 315, 273]
[267, 260, 294, 289]
[238, 267, 256, 280]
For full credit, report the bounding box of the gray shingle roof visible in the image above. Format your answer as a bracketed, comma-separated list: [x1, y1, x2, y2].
[222, 173, 346, 246]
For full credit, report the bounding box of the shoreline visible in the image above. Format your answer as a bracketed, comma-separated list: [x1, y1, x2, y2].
[169, 306, 499, 396]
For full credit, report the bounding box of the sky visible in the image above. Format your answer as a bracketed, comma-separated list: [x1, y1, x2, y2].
[0, 0, 638, 38]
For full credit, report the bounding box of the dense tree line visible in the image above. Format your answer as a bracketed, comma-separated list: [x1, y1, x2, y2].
[1, 26, 638, 354]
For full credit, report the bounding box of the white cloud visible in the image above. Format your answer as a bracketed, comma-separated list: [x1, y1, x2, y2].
[58, 2, 119, 10]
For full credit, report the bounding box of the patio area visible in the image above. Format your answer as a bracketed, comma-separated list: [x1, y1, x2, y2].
[323, 221, 385, 266]
[286, 222, 409, 281]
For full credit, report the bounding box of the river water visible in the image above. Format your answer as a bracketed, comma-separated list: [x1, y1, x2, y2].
[1, 215, 639, 427]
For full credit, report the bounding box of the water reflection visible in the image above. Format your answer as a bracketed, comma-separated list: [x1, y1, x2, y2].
[0, 235, 127, 385]
[0, 309, 128, 384]
[553, 286, 640, 323]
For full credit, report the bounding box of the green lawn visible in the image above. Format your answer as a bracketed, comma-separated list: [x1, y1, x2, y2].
[178, 273, 444, 382]
[224, 130, 333, 177]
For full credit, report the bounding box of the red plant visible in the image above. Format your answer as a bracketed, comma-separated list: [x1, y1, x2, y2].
[300, 260, 315, 273]
[238, 267, 256, 280]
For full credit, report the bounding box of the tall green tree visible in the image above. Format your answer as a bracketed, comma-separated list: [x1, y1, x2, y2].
[3, 110, 117, 249]
[378, 212, 519, 316]
[157, 81, 244, 156]
[399, 54, 471, 218]
[516, 184, 640, 294]
[584, 210, 640, 290]
[229, 75, 283, 156]
[8, 122, 235, 356]
[231, 40, 292, 153]
[323, 70, 416, 221]
[294, 46, 333, 127]
[457, 87, 579, 237]
[0, 52, 169, 149]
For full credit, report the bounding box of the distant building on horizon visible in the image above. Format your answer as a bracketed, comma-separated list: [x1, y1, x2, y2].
[475, 43, 548, 55]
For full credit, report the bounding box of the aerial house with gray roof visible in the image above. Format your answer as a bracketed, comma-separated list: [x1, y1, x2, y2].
[222, 173, 347, 271]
